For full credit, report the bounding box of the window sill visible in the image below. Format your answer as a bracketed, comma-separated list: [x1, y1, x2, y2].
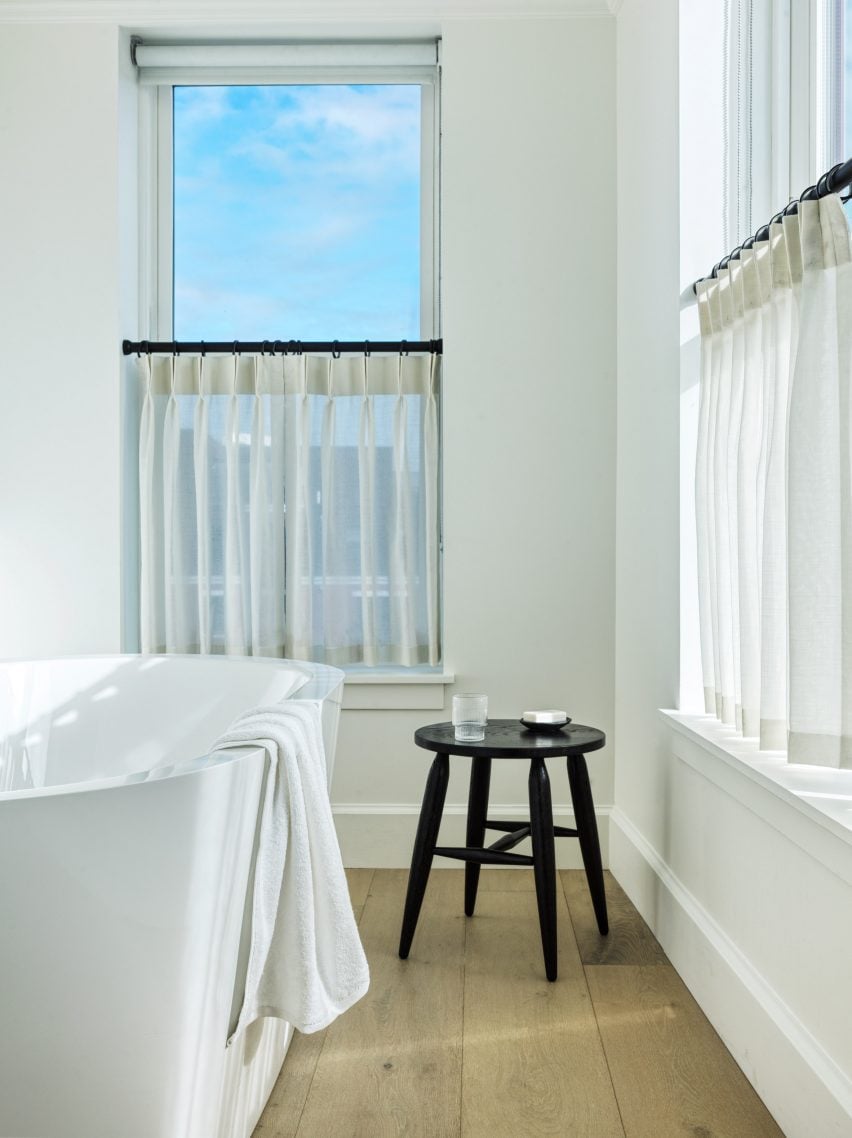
[660, 710, 852, 885]
[342, 669, 455, 711]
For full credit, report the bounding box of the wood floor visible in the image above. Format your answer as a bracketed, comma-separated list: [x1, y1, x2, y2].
[253, 868, 785, 1138]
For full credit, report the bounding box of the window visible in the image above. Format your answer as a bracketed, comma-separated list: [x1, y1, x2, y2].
[139, 42, 440, 343]
[133, 43, 441, 667]
[719, 0, 847, 243]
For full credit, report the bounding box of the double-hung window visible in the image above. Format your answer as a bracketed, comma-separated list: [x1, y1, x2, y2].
[134, 42, 441, 667]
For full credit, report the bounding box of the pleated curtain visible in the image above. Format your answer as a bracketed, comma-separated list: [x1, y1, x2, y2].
[695, 194, 852, 767]
[139, 352, 440, 667]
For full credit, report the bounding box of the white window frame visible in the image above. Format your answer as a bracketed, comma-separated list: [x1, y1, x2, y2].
[785, 0, 844, 199]
[718, 0, 845, 249]
[137, 42, 441, 344]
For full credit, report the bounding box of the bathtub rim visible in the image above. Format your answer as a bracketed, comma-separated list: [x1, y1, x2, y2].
[0, 653, 344, 803]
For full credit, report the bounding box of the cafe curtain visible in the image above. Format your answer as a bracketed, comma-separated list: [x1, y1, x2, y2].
[695, 194, 852, 767]
[138, 352, 440, 667]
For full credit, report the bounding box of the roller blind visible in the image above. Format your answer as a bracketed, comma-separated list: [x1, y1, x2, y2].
[133, 40, 440, 86]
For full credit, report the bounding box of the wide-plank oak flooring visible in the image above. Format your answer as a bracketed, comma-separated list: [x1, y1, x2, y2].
[253, 869, 784, 1138]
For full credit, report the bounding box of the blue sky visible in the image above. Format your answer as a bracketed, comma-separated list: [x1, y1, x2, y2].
[173, 84, 422, 341]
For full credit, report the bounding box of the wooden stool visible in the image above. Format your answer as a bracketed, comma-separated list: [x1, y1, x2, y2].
[398, 719, 608, 980]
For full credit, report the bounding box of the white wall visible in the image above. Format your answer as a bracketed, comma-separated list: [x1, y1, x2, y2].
[338, 15, 616, 864]
[611, 3, 852, 1135]
[0, 24, 124, 657]
[612, 0, 680, 845]
[0, 11, 617, 867]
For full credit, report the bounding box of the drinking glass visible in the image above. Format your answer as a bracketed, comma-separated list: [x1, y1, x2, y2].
[452, 693, 488, 742]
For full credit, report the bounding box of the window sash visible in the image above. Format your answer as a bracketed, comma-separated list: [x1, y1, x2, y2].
[138, 48, 441, 343]
[724, 0, 844, 233]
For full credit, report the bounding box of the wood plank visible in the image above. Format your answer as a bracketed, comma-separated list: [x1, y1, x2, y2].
[587, 965, 785, 1138]
[253, 869, 376, 1137]
[561, 870, 667, 966]
[461, 887, 625, 1138]
[254, 1029, 327, 1138]
[477, 867, 536, 891]
[346, 868, 375, 921]
[294, 869, 466, 1137]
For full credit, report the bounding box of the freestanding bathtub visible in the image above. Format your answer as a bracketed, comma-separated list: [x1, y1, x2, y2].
[0, 654, 344, 1138]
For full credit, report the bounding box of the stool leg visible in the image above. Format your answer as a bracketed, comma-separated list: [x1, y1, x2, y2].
[464, 756, 492, 917]
[567, 753, 609, 935]
[528, 758, 558, 981]
[399, 752, 450, 959]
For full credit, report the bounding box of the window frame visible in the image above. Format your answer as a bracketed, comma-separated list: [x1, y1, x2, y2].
[787, 0, 844, 194]
[137, 52, 441, 344]
[718, 0, 845, 249]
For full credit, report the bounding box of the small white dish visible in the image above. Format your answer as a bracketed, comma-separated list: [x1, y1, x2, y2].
[521, 709, 569, 725]
[520, 710, 572, 734]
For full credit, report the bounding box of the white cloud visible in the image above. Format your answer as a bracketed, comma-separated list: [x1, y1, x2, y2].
[234, 85, 421, 184]
[174, 86, 234, 130]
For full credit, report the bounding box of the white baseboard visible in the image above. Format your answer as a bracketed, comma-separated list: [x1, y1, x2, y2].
[333, 803, 612, 869]
[609, 807, 852, 1138]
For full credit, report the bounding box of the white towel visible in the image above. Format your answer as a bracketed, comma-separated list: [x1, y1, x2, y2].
[213, 701, 369, 1038]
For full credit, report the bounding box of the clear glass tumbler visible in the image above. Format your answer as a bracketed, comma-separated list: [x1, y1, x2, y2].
[452, 693, 488, 742]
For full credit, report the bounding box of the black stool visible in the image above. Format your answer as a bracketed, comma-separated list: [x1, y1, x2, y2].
[398, 719, 608, 981]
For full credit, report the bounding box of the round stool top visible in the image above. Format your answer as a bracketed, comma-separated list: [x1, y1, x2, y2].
[414, 719, 605, 759]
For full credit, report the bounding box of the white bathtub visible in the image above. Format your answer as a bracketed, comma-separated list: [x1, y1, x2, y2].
[0, 654, 344, 1138]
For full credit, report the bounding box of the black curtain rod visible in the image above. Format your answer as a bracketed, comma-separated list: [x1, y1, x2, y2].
[692, 156, 852, 293]
[123, 338, 443, 356]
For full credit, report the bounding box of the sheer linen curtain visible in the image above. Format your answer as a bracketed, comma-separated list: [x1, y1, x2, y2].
[695, 193, 852, 768]
[139, 352, 440, 667]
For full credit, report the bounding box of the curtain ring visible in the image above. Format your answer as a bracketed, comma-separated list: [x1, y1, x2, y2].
[232, 340, 238, 355]
[172, 341, 178, 357]
[816, 164, 841, 198]
[273, 339, 282, 355]
[141, 339, 150, 355]
[296, 340, 303, 356]
[200, 340, 206, 357]
[400, 339, 409, 356]
[364, 339, 371, 357]
[823, 162, 844, 196]
[332, 340, 341, 359]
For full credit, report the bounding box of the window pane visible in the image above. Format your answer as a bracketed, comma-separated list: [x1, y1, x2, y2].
[173, 85, 422, 340]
